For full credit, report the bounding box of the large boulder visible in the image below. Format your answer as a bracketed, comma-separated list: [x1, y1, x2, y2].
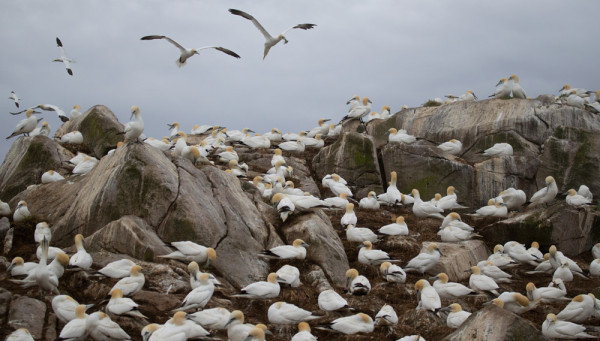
[425, 240, 489, 281]
[443, 305, 547, 341]
[481, 202, 600, 256]
[0, 136, 72, 201]
[313, 132, 383, 198]
[7, 295, 46, 339]
[55, 105, 124, 158]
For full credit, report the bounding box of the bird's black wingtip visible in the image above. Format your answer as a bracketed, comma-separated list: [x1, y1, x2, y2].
[56, 37, 62, 46]
[67, 69, 73, 76]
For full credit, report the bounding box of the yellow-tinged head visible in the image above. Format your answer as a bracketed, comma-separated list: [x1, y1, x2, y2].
[388, 128, 398, 134]
[340, 192, 348, 199]
[437, 273, 449, 283]
[470, 266, 481, 275]
[543, 253, 549, 261]
[188, 261, 199, 274]
[267, 272, 278, 283]
[298, 321, 311, 332]
[42, 121, 49, 128]
[434, 193, 442, 200]
[362, 97, 371, 105]
[274, 148, 282, 156]
[447, 186, 456, 195]
[449, 212, 461, 221]
[513, 293, 530, 307]
[271, 193, 284, 204]
[546, 313, 557, 323]
[427, 243, 439, 253]
[171, 311, 186, 325]
[494, 244, 504, 253]
[25, 108, 35, 117]
[207, 248, 217, 261]
[549, 245, 557, 255]
[75, 304, 86, 319]
[359, 312, 371, 323]
[199, 273, 210, 282]
[345, 203, 354, 213]
[130, 265, 142, 275]
[567, 189, 577, 196]
[545, 176, 555, 185]
[74, 234, 84, 247]
[509, 74, 519, 82]
[10, 256, 24, 266]
[382, 105, 391, 112]
[332, 174, 340, 182]
[487, 199, 495, 206]
[415, 279, 429, 290]
[111, 288, 123, 298]
[292, 239, 308, 247]
[530, 241, 539, 249]
[491, 298, 504, 308]
[449, 303, 462, 312]
[573, 295, 584, 302]
[396, 216, 405, 224]
[368, 191, 376, 198]
[346, 268, 359, 279]
[131, 105, 140, 115]
[56, 252, 69, 267]
[247, 326, 265, 340]
[526, 282, 536, 292]
[380, 262, 391, 273]
[362, 241, 373, 250]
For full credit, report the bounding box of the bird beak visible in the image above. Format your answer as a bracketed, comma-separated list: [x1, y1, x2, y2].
[496, 80, 503, 86]
[302, 242, 310, 247]
[224, 317, 236, 328]
[248, 129, 255, 133]
[368, 99, 373, 103]
[323, 119, 331, 123]
[265, 329, 274, 335]
[473, 93, 478, 100]
[439, 306, 451, 313]
[7, 263, 15, 272]
[437, 248, 443, 256]
[142, 333, 150, 341]
[429, 275, 439, 281]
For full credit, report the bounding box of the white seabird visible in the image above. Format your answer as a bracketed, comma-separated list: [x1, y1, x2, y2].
[70, 105, 82, 118]
[52, 295, 92, 323]
[491, 77, 511, 99]
[34, 221, 52, 244]
[483, 143, 513, 156]
[346, 224, 377, 243]
[8, 90, 21, 108]
[415, 279, 441, 312]
[468, 266, 500, 296]
[340, 203, 357, 227]
[68, 234, 93, 270]
[13, 200, 32, 222]
[437, 139, 462, 155]
[526, 279, 568, 303]
[307, 118, 331, 137]
[509, 74, 527, 99]
[58, 305, 89, 340]
[378, 171, 404, 205]
[29, 121, 50, 137]
[98, 258, 136, 278]
[6, 108, 39, 139]
[7, 257, 37, 277]
[323, 192, 350, 209]
[440, 212, 474, 232]
[179, 273, 215, 310]
[497, 187, 527, 210]
[159, 241, 217, 267]
[358, 241, 397, 266]
[359, 191, 380, 210]
[458, 90, 477, 101]
[54, 37, 74, 76]
[141, 35, 240, 66]
[542, 313, 596, 339]
[412, 189, 444, 219]
[188, 307, 230, 330]
[107, 288, 147, 318]
[108, 265, 145, 296]
[380, 261, 406, 283]
[276, 264, 301, 287]
[72, 156, 98, 175]
[440, 303, 471, 328]
[431, 272, 476, 299]
[5, 328, 34, 341]
[318, 289, 349, 311]
[566, 188, 592, 206]
[122, 105, 144, 143]
[87, 311, 131, 341]
[41, 170, 64, 183]
[318, 313, 374, 335]
[375, 304, 398, 326]
[529, 176, 558, 207]
[233, 272, 280, 299]
[291, 322, 317, 341]
[378, 216, 409, 236]
[260, 239, 309, 260]
[437, 186, 467, 210]
[268, 301, 320, 324]
[345, 268, 371, 295]
[404, 243, 442, 274]
[556, 294, 596, 323]
[342, 97, 372, 122]
[228, 9, 316, 59]
[388, 128, 416, 144]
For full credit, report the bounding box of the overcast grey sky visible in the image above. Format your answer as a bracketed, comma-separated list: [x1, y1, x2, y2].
[2, 1, 599, 160]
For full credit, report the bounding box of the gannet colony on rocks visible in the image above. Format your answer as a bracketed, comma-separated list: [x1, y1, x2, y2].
[2, 20, 600, 340]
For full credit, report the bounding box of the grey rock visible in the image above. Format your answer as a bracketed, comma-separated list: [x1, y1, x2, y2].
[8, 295, 46, 339]
[425, 240, 489, 281]
[0, 287, 12, 325]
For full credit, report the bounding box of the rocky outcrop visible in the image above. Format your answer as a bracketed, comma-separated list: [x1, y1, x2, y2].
[368, 98, 600, 207]
[8, 295, 46, 339]
[425, 240, 489, 281]
[55, 105, 124, 158]
[443, 305, 548, 341]
[313, 132, 383, 198]
[0, 136, 72, 201]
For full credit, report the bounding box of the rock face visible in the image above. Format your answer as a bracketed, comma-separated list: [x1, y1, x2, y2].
[0, 136, 72, 201]
[368, 98, 600, 207]
[313, 132, 383, 198]
[481, 202, 600, 256]
[443, 305, 548, 341]
[55, 105, 124, 158]
[8, 295, 46, 339]
[425, 240, 489, 281]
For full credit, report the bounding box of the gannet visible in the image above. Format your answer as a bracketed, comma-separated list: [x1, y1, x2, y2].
[29, 121, 50, 137]
[441, 303, 471, 328]
[472, 200, 507, 217]
[578, 184, 593, 200]
[144, 137, 171, 151]
[243, 326, 266, 341]
[503, 241, 539, 266]
[149, 311, 210, 340]
[13, 200, 32, 222]
[6, 108, 39, 139]
[483, 143, 513, 156]
[340, 203, 357, 227]
[268, 301, 320, 324]
[566, 188, 592, 206]
[58, 305, 89, 340]
[548, 245, 585, 276]
[526, 253, 553, 274]
[122, 105, 144, 143]
[307, 118, 331, 137]
[415, 279, 441, 311]
[431, 273, 477, 299]
[318, 289, 349, 311]
[380, 261, 406, 283]
[437, 139, 462, 155]
[404, 243, 442, 274]
[591, 259, 600, 277]
[496, 292, 536, 314]
[566, 93, 585, 108]
[227, 127, 254, 142]
[302, 133, 324, 148]
[359, 191, 380, 210]
[33, 221, 52, 245]
[328, 174, 353, 197]
[276, 264, 301, 287]
[358, 241, 396, 265]
[529, 176, 558, 206]
[68, 234, 93, 270]
[279, 139, 305, 152]
[188, 307, 230, 330]
[412, 189, 445, 219]
[47, 252, 69, 279]
[458, 90, 478, 101]
[322, 173, 348, 187]
[167, 122, 180, 138]
[397, 335, 426, 341]
[68, 152, 90, 165]
[557, 294, 596, 323]
[6, 328, 34, 341]
[108, 265, 145, 296]
[328, 123, 341, 137]
[319, 313, 374, 335]
[228, 9, 316, 59]
[241, 133, 271, 148]
[378, 171, 403, 205]
[159, 241, 217, 266]
[291, 322, 317, 341]
[283, 181, 305, 196]
[375, 304, 398, 326]
[36, 242, 64, 260]
[560, 84, 588, 97]
[553, 261, 574, 282]
[70, 105, 82, 118]
[429, 193, 442, 207]
[342, 97, 372, 122]
[8, 91, 21, 108]
[188, 261, 220, 288]
[18, 237, 59, 294]
[526, 279, 568, 303]
[468, 266, 500, 296]
[0, 199, 10, 216]
[487, 244, 517, 268]
[72, 156, 98, 175]
[225, 311, 268, 341]
[441, 212, 474, 231]
[345, 268, 371, 295]
[542, 313, 596, 339]
[36, 103, 69, 122]
[181, 145, 205, 165]
[53, 37, 74, 75]
[378, 216, 409, 236]
[388, 128, 416, 144]
[346, 224, 377, 243]
[490, 78, 511, 99]
[271, 193, 295, 222]
[527, 241, 544, 259]
[41, 169, 64, 183]
[497, 187, 527, 210]
[179, 273, 215, 310]
[508, 75, 527, 99]
[234, 272, 280, 298]
[288, 192, 326, 210]
[98, 258, 136, 278]
[264, 128, 283, 141]
[437, 186, 467, 210]
[88, 311, 131, 341]
[60, 130, 83, 144]
[52, 295, 92, 323]
[7, 257, 37, 277]
[171, 132, 188, 156]
[261, 239, 308, 260]
[190, 124, 216, 135]
[477, 260, 512, 283]
[282, 131, 304, 141]
[141, 35, 240, 66]
[107, 288, 147, 318]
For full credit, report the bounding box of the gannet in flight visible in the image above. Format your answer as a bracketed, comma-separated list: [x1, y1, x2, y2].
[141, 35, 241, 67]
[9, 91, 21, 108]
[54, 37, 74, 75]
[11, 104, 68, 122]
[228, 9, 316, 59]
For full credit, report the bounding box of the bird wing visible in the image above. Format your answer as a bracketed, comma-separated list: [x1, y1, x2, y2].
[56, 37, 68, 59]
[229, 9, 273, 40]
[194, 46, 241, 58]
[171, 241, 206, 255]
[281, 23, 317, 35]
[141, 35, 186, 53]
[42, 104, 67, 118]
